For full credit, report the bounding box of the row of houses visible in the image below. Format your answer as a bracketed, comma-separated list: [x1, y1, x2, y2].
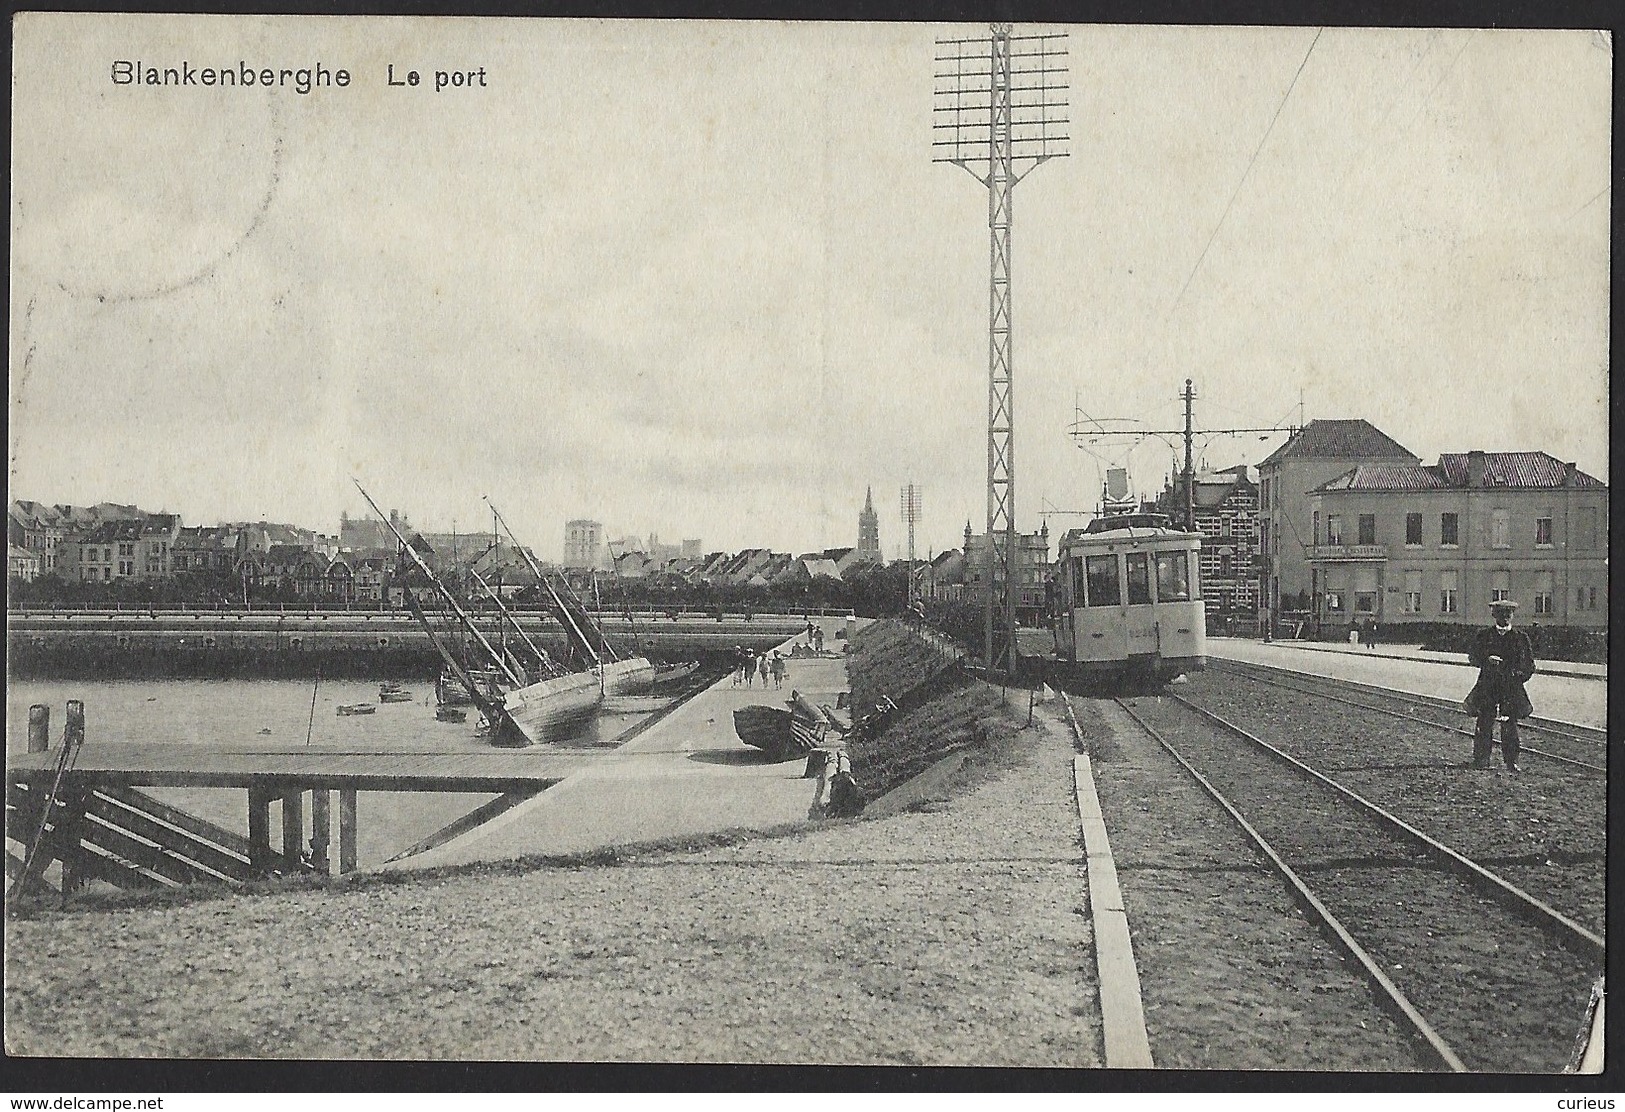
[8, 501, 342, 585]
[589, 545, 883, 588]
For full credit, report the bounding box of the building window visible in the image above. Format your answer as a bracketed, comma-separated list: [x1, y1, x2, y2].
[118, 542, 135, 557]
[118, 560, 133, 576]
[1440, 569, 1458, 614]
[1490, 569, 1511, 604]
[1125, 552, 1152, 605]
[1353, 566, 1378, 614]
[1326, 589, 1344, 612]
[1085, 555, 1120, 607]
[1357, 515, 1376, 546]
[1403, 570, 1422, 614]
[1441, 513, 1458, 547]
[1576, 507, 1597, 550]
[1535, 517, 1553, 547]
[1534, 571, 1553, 615]
[1154, 551, 1191, 601]
[1312, 511, 1320, 545]
[1326, 516, 1343, 545]
[1405, 513, 1422, 546]
[1490, 508, 1510, 549]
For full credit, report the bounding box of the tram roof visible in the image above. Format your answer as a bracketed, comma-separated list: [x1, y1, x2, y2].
[1058, 523, 1199, 549]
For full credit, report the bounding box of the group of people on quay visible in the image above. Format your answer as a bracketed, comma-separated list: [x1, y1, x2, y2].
[733, 646, 786, 689]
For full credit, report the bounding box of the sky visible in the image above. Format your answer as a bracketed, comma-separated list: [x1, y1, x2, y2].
[9, 17, 1611, 563]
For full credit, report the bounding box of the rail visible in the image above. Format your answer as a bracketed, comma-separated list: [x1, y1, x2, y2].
[1163, 693, 1603, 960]
[7, 604, 858, 619]
[1115, 693, 1605, 1072]
[1113, 696, 1466, 1072]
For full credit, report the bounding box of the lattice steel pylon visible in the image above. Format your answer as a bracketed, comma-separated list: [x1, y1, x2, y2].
[935, 23, 1069, 680]
[901, 482, 922, 606]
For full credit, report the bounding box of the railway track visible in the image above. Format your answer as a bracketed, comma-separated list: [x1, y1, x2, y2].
[1111, 692, 1603, 1074]
[1209, 659, 1606, 773]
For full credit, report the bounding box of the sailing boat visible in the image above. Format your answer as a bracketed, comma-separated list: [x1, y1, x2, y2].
[485, 500, 659, 695]
[355, 482, 602, 746]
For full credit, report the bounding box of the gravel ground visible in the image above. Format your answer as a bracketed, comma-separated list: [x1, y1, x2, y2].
[1179, 672, 1606, 935]
[5, 701, 1101, 1066]
[1071, 696, 1420, 1072]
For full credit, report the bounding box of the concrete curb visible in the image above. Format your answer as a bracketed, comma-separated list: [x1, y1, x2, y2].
[1072, 751, 1154, 1069]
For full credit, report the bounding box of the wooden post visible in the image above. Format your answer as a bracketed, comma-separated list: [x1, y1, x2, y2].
[64, 700, 85, 750]
[339, 789, 357, 875]
[282, 790, 304, 867]
[55, 789, 91, 898]
[27, 705, 50, 753]
[310, 789, 331, 875]
[247, 782, 274, 873]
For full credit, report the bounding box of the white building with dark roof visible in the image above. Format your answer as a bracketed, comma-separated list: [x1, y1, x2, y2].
[1306, 450, 1606, 630]
[1257, 418, 1420, 630]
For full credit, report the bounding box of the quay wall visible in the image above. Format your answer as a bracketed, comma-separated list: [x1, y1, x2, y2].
[6, 613, 810, 679]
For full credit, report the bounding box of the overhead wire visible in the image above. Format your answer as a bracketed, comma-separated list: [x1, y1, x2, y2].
[1167, 27, 1324, 320]
[1568, 183, 1610, 221]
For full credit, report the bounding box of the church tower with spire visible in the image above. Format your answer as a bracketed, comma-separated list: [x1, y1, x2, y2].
[857, 486, 881, 563]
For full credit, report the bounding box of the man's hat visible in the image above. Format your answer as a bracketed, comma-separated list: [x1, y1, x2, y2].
[1490, 599, 1519, 612]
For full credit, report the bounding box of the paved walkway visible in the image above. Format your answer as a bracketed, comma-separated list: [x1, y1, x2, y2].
[1207, 637, 1606, 730]
[1247, 636, 1605, 680]
[388, 623, 853, 871]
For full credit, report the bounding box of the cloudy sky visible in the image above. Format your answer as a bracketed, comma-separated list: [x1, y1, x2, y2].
[9, 17, 1610, 561]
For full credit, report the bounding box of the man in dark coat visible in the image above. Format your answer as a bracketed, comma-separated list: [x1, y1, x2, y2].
[1465, 600, 1536, 772]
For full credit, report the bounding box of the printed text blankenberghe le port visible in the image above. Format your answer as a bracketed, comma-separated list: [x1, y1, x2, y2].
[110, 60, 491, 94]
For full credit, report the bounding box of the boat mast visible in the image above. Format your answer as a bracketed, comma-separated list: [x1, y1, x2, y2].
[400, 586, 507, 726]
[485, 499, 608, 667]
[492, 509, 506, 665]
[469, 567, 560, 676]
[353, 481, 525, 688]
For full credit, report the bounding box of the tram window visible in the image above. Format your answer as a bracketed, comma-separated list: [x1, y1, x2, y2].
[1155, 551, 1191, 601]
[1085, 555, 1120, 607]
[1071, 556, 1087, 607]
[1125, 553, 1152, 605]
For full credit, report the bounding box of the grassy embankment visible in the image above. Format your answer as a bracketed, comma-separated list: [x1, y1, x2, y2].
[844, 620, 1026, 801]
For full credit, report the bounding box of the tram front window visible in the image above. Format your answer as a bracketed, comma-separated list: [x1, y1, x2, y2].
[1125, 552, 1152, 605]
[1085, 555, 1120, 606]
[1155, 551, 1191, 601]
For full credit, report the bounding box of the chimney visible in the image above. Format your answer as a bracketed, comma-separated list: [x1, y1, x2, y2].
[1564, 461, 1578, 487]
[1467, 450, 1486, 488]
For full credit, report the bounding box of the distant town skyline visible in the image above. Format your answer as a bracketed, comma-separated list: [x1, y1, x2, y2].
[10, 20, 1609, 564]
